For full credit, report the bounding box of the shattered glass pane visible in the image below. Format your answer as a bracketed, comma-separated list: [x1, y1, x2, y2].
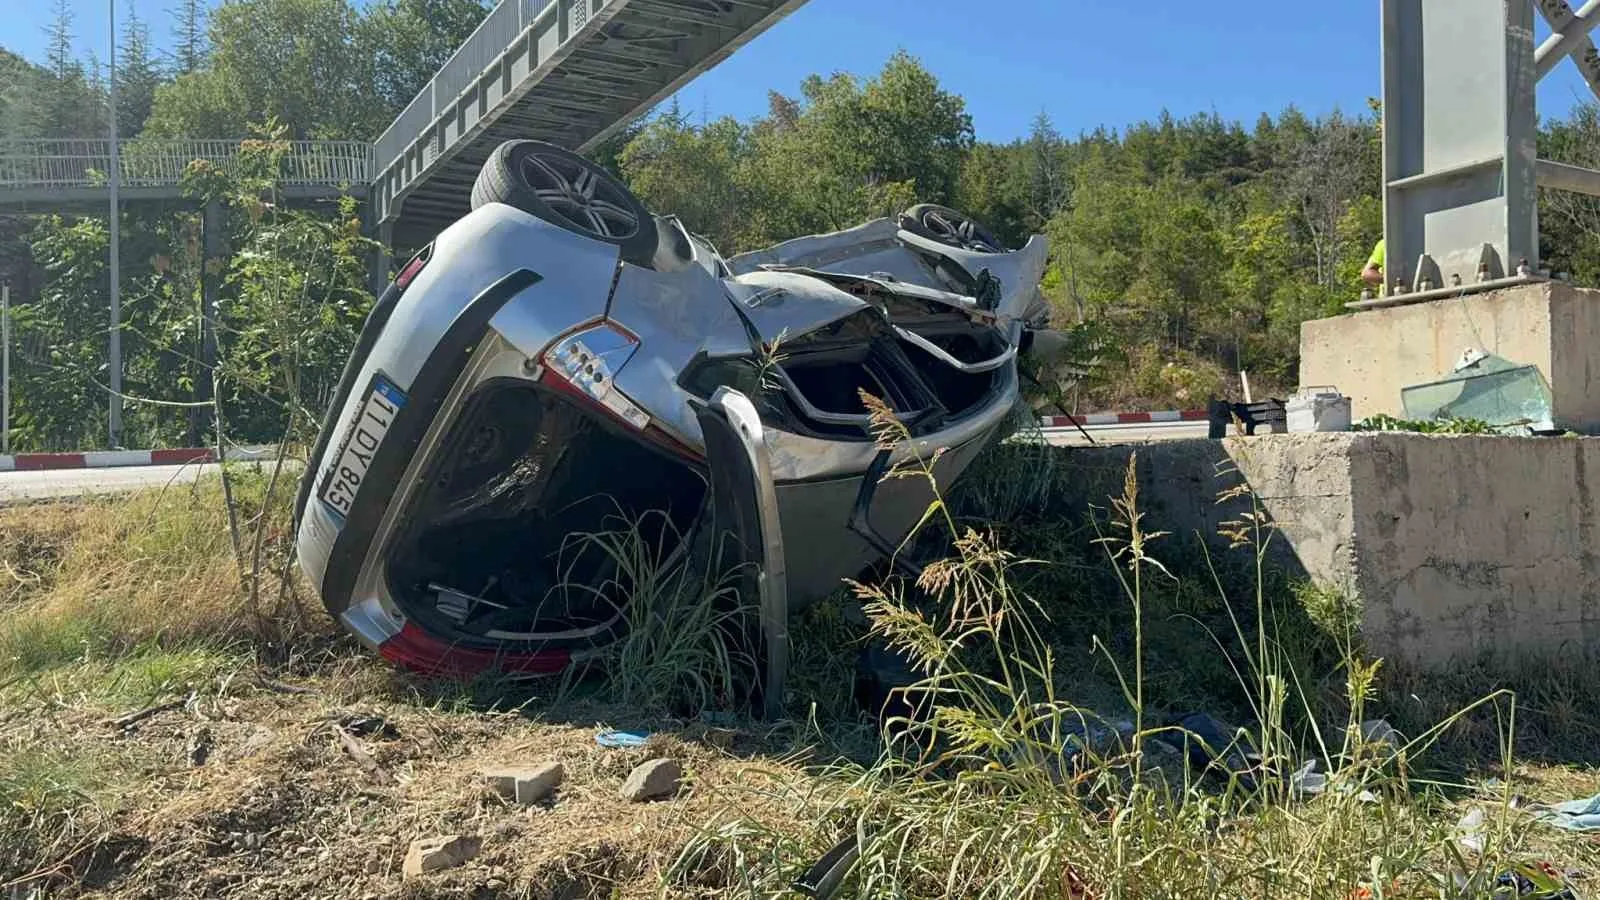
[1401, 352, 1555, 431]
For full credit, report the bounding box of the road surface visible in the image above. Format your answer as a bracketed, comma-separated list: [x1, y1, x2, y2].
[0, 423, 1207, 503]
[0, 462, 225, 503]
[0, 460, 302, 504]
[1041, 421, 1211, 446]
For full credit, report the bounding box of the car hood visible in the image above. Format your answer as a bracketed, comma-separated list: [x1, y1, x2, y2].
[723, 269, 873, 344]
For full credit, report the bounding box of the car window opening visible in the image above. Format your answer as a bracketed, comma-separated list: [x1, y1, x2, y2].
[385, 382, 707, 646]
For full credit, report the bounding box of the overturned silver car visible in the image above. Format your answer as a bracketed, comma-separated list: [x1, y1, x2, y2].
[293, 140, 1052, 709]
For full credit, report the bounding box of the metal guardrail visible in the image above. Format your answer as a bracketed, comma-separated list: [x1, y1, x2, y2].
[0, 140, 373, 191]
[373, 0, 556, 169]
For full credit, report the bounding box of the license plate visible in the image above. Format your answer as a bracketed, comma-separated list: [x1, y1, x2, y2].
[319, 373, 407, 518]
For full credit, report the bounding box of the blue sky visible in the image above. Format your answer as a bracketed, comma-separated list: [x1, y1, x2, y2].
[4, 0, 1595, 141]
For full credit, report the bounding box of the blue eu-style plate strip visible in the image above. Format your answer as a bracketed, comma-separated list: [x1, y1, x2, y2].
[374, 374, 408, 408]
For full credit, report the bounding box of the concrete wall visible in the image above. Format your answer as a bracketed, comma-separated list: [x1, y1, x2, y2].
[1299, 282, 1600, 432]
[1051, 433, 1600, 667]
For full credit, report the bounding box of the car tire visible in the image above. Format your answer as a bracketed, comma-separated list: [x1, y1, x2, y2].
[899, 203, 1006, 253]
[472, 140, 658, 266]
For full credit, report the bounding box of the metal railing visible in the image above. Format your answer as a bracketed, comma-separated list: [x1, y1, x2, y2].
[0, 140, 373, 192]
[373, 0, 558, 168]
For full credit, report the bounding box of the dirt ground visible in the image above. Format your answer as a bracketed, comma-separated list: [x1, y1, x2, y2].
[5, 662, 811, 899]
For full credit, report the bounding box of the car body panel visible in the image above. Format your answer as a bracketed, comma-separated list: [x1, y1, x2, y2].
[697, 388, 789, 718]
[297, 205, 620, 621]
[294, 187, 1050, 691]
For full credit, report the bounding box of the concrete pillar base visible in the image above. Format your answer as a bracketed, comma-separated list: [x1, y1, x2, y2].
[1054, 434, 1600, 669]
[1300, 281, 1600, 432]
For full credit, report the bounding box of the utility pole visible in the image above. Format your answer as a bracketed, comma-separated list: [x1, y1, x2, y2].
[107, 0, 123, 447]
[2, 284, 10, 455]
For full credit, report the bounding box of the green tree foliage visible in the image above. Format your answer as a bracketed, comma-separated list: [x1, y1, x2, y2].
[143, 0, 486, 140]
[17, 0, 106, 139]
[356, 0, 491, 116]
[621, 54, 973, 251]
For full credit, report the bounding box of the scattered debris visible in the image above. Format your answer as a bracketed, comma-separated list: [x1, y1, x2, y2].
[621, 758, 683, 802]
[1357, 719, 1402, 748]
[335, 726, 394, 786]
[1401, 349, 1555, 433]
[702, 727, 738, 750]
[1456, 861, 1581, 899]
[188, 725, 213, 767]
[402, 834, 481, 879]
[1456, 806, 1487, 853]
[484, 761, 564, 805]
[1286, 386, 1352, 433]
[596, 729, 649, 749]
[1290, 759, 1327, 798]
[337, 712, 400, 740]
[1537, 794, 1600, 831]
[106, 691, 194, 731]
[795, 834, 860, 900]
[1169, 712, 1262, 787]
[255, 675, 318, 696]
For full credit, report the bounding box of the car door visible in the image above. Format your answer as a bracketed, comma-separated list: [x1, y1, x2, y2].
[693, 387, 790, 720]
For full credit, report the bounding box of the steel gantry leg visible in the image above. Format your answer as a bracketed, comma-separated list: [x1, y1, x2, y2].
[1371, 0, 1600, 308]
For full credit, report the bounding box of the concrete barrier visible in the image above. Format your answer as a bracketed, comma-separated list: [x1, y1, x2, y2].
[1300, 281, 1600, 432]
[1052, 432, 1600, 667]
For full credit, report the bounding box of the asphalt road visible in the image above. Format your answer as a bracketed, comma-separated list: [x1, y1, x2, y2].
[0, 423, 1207, 503]
[1041, 421, 1212, 446]
[0, 462, 226, 503]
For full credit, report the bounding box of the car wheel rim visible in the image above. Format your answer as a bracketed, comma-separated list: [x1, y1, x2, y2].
[519, 151, 640, 240]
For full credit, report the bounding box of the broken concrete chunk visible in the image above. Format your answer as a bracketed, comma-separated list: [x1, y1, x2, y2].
[516, 762, 564, 804]
[620, 758, 682, 802]
[402, 834, 481, 879]
[483, 761, 565, 805]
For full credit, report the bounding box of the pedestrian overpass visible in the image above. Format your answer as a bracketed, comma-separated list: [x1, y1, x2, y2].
[0, 0, 804, 248]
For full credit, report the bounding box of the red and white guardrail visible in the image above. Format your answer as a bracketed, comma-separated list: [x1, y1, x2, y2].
[1039, 409, 1209, 429]
[0, 445, 274, 472]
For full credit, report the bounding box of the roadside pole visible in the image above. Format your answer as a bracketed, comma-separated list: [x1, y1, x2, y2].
[107, 0, 123, 448]
[2, 283, 9, 455]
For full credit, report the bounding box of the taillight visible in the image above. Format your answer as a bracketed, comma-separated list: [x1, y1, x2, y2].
[538, 322, 649, 429]
[378, 622, 570, 678]
[394, 244, 432, 290]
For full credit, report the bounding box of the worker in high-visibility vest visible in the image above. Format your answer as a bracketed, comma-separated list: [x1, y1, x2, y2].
[1361, 238, 1385, 286]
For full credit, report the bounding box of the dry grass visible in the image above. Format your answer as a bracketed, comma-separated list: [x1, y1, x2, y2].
[0, 468, 327, 682]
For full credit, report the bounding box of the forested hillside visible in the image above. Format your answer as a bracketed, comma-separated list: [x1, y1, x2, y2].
[3, 0, 1599, 450]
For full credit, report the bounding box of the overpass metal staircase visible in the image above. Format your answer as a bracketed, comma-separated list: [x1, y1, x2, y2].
[0, 0, 806, 249]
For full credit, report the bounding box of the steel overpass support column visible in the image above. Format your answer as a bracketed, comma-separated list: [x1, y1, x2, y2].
[367, 218, 393, 299]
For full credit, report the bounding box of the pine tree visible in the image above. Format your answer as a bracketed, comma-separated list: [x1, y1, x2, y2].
[116, 6, 162, 136]
[168, 0, 207, 74]
[1026, 111, 1066, 225]
[45, 0, 76, 79]
[24, 0, 104, 138]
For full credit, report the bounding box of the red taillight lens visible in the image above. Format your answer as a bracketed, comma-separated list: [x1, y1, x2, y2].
[394, 245, 432, 290]
[377, 622, 571, 678]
